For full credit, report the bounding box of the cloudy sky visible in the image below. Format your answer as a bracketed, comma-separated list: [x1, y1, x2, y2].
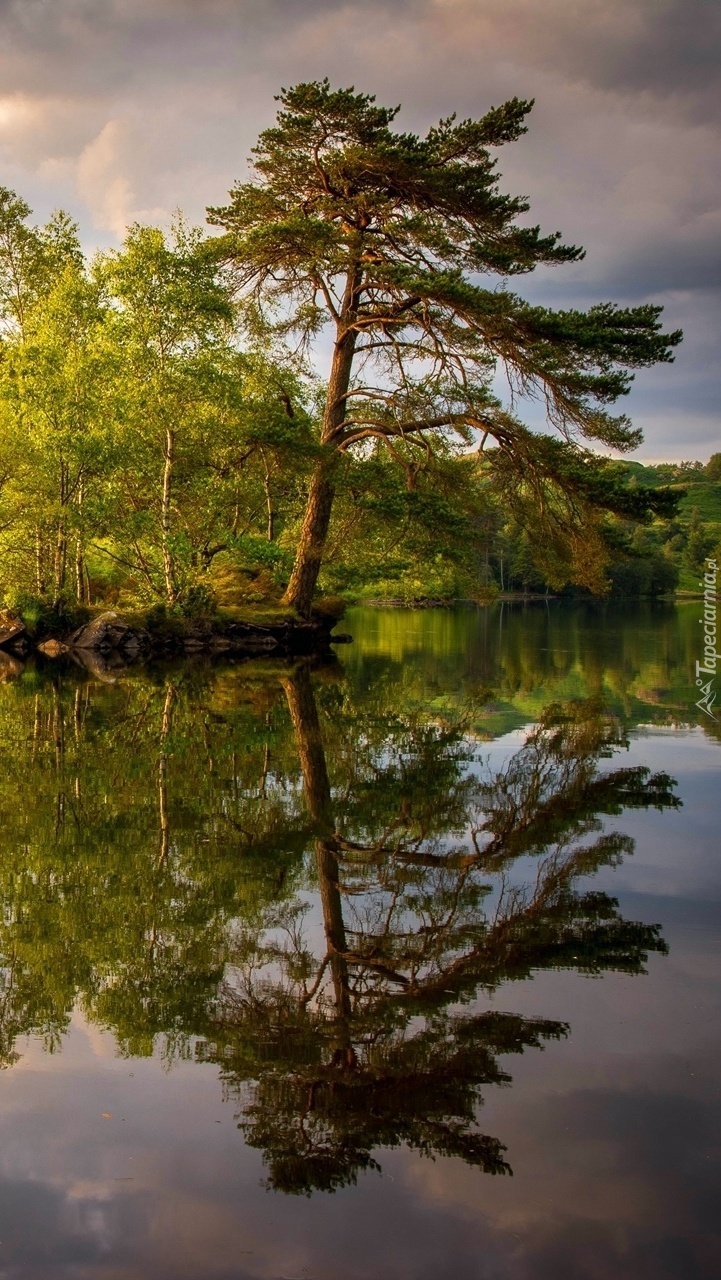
[1, 0, 719, 460]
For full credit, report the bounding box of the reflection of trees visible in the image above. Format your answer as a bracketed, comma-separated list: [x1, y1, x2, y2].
[0, 667, 305, 1064]
[0, 660, 679, 1189]
[346, 600, 717, 737]
[199, 667, 676, 1194]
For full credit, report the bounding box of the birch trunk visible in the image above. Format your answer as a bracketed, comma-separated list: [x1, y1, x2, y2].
[161, 428, 177, 604]
[52, 461, 69, 606]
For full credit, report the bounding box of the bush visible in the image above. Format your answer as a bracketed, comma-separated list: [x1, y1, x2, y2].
[208, 553, 284, 608]
[177, 583, 217, 619]
[141, 603, 186, 639]
[8, 592, 91, 639]
[608, 554, 678, 598]
[311, 595, 347, 622]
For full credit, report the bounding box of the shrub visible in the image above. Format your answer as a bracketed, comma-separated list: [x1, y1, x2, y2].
[8, 592, 91, 639]
[177, 583, 217, 619]
[311, 595, 347, 622]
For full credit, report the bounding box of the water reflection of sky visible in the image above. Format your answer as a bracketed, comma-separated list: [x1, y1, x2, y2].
[0, 732, 715, 1279]
[0, 603, 718, 1279]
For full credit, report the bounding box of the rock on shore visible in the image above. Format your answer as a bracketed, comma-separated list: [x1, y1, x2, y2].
[70, 612, 151, 658]
[0, 611, 30, 656]
[0, 606, 347, 666]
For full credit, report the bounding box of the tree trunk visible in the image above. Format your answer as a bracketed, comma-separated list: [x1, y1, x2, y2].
[74, 480, 90, 604]
[35, 527, 45, 596]
[75, 539, 90, 605]
[261, 451, 275, 541]
[53, 524, 67, 605]
[281, 457, 337, 617]
[282, 264, 361, 617]
[161, 428, 177, 605]
[74, 543, 83, 604]
[282, 667, 353, 1038]
[53, 462, 69, 606]
[157, 682, 176, 865]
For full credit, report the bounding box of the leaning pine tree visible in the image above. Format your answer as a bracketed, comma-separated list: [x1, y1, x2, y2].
[209, 81, 681, 616]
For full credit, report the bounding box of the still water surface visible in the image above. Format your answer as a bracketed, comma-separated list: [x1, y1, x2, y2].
[0, 601, 718, 1279]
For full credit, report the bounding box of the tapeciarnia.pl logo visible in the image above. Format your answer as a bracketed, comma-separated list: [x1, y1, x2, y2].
[695, 558, 718, 719]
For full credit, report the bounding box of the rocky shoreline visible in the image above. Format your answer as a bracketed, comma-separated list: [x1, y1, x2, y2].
[0, 609, 351, 676]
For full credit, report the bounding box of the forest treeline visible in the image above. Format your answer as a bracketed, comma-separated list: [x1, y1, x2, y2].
[0, 81, 696, 630]
[496, 456, 721, 601]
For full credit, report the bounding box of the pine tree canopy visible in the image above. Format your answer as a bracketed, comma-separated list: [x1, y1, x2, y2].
[209, 79, 682, 458]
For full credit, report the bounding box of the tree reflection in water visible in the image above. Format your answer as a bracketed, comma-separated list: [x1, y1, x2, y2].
[0, 658, 678, 1192]
[198, 665, 678, 1194]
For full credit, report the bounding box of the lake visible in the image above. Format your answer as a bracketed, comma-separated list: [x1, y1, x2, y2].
[0, 600, 718, 1280]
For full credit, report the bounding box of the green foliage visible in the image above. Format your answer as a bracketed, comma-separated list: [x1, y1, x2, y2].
[0, 96, 700, 615]
[608, 550, 679, 598]
[226, 534, 290, 575]
[210, 78, 681, 612]
[176, 583, 218, 618]
[8, 591, 90, 638]
[684, 506, 715, 573]
[0, 193, 316, 614]
[678, 483, 721, 522]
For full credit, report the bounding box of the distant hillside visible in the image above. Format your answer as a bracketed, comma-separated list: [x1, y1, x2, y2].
[616, 459, 721, 523]
[594, 456, 720, 597]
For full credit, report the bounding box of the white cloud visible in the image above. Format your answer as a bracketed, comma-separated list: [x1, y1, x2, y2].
[76, 118, 170, 237]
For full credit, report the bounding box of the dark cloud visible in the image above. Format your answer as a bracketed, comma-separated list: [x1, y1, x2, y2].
[0, 0, 718, 457]
[457, 0, 721, 116]
[552, 0, 721, 113]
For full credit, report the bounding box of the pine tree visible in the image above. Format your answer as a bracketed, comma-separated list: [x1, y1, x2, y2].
[209, 81, 682, 615]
